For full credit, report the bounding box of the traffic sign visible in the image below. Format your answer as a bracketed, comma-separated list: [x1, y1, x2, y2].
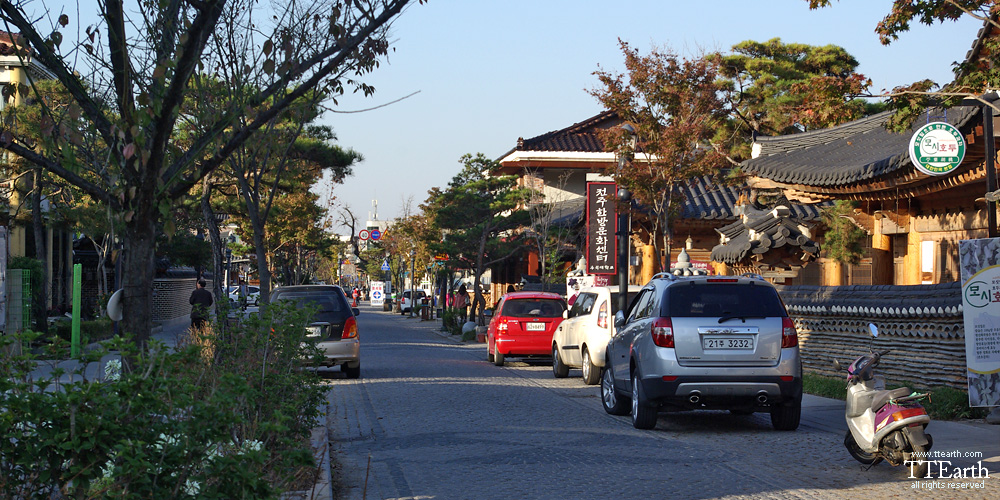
[371, 229, 382, 240]
[359, 229, 370, 240]
[380, 259, 390, 271]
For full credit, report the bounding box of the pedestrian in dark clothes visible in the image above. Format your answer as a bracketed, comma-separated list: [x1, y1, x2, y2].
[189, 279, 214, 329]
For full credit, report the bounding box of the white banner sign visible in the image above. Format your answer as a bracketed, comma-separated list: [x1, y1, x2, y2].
[959, 238, 1000, 407]
[370, 281, 385, 307]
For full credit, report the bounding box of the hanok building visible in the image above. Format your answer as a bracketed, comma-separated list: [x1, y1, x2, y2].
[741, 101, 999, 286]
[497, 111, 827, 291]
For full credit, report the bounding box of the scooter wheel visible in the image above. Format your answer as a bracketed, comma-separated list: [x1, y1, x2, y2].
[844, 431, 882, 465]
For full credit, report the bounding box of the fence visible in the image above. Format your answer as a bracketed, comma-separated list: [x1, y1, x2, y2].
[777, 282, 967, 390]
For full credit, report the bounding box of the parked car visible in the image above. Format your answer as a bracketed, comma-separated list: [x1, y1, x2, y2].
[399, 289, 428, 315]
[602, 273, 801, 430]
[552, 285, 640, 384]
[228, 285, 260, 306]
[487, 291, 567, 366]
[270, 285, 361, 378]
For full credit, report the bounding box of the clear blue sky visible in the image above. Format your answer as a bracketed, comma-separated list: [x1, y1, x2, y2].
[320, 0, 985, 232]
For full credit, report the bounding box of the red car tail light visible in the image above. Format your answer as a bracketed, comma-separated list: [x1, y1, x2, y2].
[597, 300, 608, 329]
[706, 278, 738, 283]
[651, 317, 674, 348]
[342, 316, 358, 339]
[498, 320, 508, 332]
[781, 317, 797, 348]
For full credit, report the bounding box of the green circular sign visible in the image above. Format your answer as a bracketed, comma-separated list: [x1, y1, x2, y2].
[908, 121, 965, 176]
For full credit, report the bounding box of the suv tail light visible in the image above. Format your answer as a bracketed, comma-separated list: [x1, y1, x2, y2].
[781, 317, 797, 348]
[651, 317, 674, 348]
[597, 300, 608, 329]
[498, 320, 508, 332]
[342, 316, 358, 339]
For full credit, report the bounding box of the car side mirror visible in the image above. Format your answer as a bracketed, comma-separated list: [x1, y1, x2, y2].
[352, 308, 361, 317]
[614, 311, 626, 328]
[562, 310, 568, 319]
[484, 309, 493, 318]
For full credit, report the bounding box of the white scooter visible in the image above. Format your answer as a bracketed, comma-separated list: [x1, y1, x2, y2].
[833, 324, 933, 478]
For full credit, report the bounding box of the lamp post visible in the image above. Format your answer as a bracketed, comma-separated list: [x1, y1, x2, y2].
[616, 123, 636, 313]
[410, 249, 416, 318]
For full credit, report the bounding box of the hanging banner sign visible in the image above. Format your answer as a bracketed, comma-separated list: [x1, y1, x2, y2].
[959, 238, 1000, 407]
[371, 281, 385, 307]
[908, 121, 966, 176]
[586, 182, 616, 275]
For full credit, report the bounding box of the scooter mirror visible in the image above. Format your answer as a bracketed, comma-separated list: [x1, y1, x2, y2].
[832, 359, 843, 371]
[868, 323, 879, 338]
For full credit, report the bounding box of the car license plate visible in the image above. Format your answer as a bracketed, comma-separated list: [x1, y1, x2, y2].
[306, 326, 323, 338]
[525, 322, 546, 331]
[703, 337, 753, 350]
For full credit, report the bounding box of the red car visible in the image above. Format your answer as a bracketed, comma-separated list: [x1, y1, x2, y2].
[487, 291, 567, 366]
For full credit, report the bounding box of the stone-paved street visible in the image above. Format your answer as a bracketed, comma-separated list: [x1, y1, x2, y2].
[324, 305, 999, 500]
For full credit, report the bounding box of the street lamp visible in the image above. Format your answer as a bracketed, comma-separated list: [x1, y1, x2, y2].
[616, 123, 636, 313]
[409, 249, 416, 318]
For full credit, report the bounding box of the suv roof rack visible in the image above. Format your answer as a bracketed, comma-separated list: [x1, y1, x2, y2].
[651, 272, 679, 281]
[741, 272, 765, 281]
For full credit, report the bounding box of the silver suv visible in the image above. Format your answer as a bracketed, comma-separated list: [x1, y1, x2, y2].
[601, 273, 801, 430]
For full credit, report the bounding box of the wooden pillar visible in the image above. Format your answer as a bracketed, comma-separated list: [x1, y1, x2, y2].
[640, 243, 655, 284]
[903, 223, 922, 285]
[871, 218, 893, 285]
[824, 260, 843, 286]
[527, 250, 539, 277]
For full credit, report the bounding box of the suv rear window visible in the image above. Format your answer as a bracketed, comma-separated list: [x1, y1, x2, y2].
[273, 291, 347, 312]
[666, 284, 785, 318]
[502, 299, 565, 318]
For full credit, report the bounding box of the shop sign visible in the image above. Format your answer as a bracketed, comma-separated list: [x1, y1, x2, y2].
[908, 121, 966, 176]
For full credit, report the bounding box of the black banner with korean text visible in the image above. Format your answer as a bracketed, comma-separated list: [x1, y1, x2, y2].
[586, 182, 616, 275]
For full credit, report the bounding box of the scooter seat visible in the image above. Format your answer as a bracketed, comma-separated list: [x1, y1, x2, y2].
[871, 387, 912, 411]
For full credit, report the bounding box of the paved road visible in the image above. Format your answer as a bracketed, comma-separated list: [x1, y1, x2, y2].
[326, 305, 999, 500]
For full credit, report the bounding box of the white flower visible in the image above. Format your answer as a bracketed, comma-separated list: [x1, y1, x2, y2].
[184, 478, 200, 496]
[104, 359, 122, 381]
[240, 439, 263, 453]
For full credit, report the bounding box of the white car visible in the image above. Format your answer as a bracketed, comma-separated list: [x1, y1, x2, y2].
[551, 285, 640, 384]
[398, 289, 428, 314]
[228, 285, 260, 306]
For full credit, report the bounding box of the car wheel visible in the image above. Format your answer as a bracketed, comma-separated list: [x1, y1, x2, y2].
[770, 400, 801, 431]
[631, 372, 658, 429]
[552, 345, 569, 378]
[581, 348, 600, 385]
[601, 365, 629, 415]
[493, 349, 505, 366]
[343, 363, 361, 379]
[487, 344, 494, 363]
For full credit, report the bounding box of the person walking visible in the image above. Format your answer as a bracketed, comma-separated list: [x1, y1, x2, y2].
[189, 279, 214, 330]
[454, 284, 469, 323]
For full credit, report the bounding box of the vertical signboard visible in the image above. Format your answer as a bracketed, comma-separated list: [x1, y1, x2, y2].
[586, 182, 616, 275]
[371, 281, 385, 308]
[959, 238, 1000, 407]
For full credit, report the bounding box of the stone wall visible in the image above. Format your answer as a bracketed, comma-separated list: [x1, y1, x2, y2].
[153, 278, 214, 323]
[777, 282, 967, 390]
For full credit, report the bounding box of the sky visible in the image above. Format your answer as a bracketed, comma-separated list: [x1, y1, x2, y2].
[319, 0, 986, 234]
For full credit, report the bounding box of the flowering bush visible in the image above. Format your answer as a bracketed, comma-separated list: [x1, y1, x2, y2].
[0, 303, 326, 499]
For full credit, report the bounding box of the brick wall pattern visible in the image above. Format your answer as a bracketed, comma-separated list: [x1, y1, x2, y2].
[777, 282, 967, 391]
[153, 278, 214, 323]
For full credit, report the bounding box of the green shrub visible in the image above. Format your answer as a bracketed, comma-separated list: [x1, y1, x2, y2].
[51, 317, 115, 345]
[0, 303, 326, 499]
[803, 372, 846, 401]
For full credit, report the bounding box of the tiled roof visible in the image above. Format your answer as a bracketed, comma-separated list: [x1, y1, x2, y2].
[777, 282, 963, 323]
[710, 205, 820, 265]
[677, 175, 826, 221]
[742, 104, 985, 187]
[509, 110, 619, 155]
